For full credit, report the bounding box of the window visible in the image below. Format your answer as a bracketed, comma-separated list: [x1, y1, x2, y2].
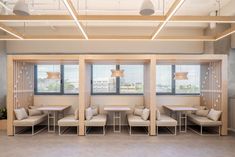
[120, 65, 144, 94]
[36, 65, 61, 93]
[92, 64, 144, 94]
[64, 65, 79, 94]
[35, 64, 79, 95]
[156, 65, 172, 93]
[92, 65, 116, 93]
[175, 65, 200, 94]
[156, 65, 200, 95]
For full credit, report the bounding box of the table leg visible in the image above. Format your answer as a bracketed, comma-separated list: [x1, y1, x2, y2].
[48, 111, 56, 133]
[113, 111, 121, 133]
[179, 112, 187, 133]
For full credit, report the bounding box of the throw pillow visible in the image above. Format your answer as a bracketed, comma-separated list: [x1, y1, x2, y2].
[141, 108, 150, 121]
[207, 109, 222, 121]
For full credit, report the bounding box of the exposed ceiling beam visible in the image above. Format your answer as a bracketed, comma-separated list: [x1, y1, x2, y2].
[216, 26, 235, 41]
[0, 23, 24, 39]
[0, 34, 215, 41]
[0, 15, 234, 23]
[62, 0, 88, 40]
[151, 0, 185, 40]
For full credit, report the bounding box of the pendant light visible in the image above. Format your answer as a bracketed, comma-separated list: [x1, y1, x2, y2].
[111, 69, 124, 77]
[140, 0, 155, 16]
[13, 0, 30, 16]
[46, 65, 60, 80]
[174, 72, 188, 80]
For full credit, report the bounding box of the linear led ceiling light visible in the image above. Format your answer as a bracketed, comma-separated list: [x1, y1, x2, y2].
[151, 0, 185, 40]
[63, 0, 88, 40]
[0, 23, 24, 39]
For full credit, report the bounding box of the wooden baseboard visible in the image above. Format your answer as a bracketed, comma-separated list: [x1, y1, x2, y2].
[228, 128, 235, 132]
[0, 120, 7, 130]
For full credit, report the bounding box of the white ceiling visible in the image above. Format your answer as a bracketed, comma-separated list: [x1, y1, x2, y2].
[0, 0, 232, 15]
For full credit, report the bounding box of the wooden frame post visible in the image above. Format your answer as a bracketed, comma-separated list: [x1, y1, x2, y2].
[7, 55, 14, 136]
[79, 56, 86, 135]
[221, 56, 228, 135]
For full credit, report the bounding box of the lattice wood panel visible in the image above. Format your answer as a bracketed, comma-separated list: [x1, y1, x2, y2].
[201, 62, 222, 110]
[13, 61, 34, 109]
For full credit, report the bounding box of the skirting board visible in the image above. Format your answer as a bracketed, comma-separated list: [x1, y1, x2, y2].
[228, 128, 235, 132]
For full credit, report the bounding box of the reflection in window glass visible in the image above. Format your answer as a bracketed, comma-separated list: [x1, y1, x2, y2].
[92, 65, 116, 93]
[120, 65, 144, 94]
[37, 65, 61, 93]
[156, 65, 172, 93]
[64, 65, 79, 94]
[175, 65, 200, 94]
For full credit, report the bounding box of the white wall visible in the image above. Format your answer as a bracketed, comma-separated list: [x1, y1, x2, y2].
[6, 40, 204, 54]
[0, 41, 6, 107]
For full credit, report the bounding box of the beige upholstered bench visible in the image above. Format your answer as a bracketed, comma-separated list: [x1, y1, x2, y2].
[127, 114, 150, 135]
[85, 114, 107, 135]
[58, 115, 79, 135]
[188, 114, 222, 135]
[13, 114, 47, 135]
[156, 114, 177, 135]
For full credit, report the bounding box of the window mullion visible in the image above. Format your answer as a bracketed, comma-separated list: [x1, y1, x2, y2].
[116, 65, 120, 94]
[61, 65, 64, 94]
[172, 65, 176, 94]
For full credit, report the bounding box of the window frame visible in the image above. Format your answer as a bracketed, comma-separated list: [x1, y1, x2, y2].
[34, 65, 79, 95]
[156, 65, 200, 96]
[91, 64, 144, 95]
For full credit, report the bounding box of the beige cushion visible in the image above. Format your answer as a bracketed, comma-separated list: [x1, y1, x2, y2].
[156, 110, 161, 120]
[92, 107, 98, 116]
[127, 114, 150, 126]
[188, 114, 222, 126]
[85, 114, 107, 126]
[134, 108, 143, 116]
[14, 108, 28, 120]
[28, 109, 43, 116]
[74, 109, 79, 120]
[207, 109, 222, 121]
[141, 108, 150, 121]
[195, 110, 209, 117]
[13, 114, 47, 126]
[156, 114, 177, 127]
[58, 115, 79, 126]
[86, 107, 93, 120]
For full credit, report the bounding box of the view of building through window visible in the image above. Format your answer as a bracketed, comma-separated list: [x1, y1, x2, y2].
[175, 65, 200, 94]
[92, 64, 144, 94]
[120, 65, 144, 94]
[92, 65, 116, 93]
[156, 65, 200, 94]
[36, 64, 79, 94]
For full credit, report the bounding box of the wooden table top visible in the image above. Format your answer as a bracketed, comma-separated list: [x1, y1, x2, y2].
[163, 105, 198, 112]
[104, 106, 131, 111]
[37, 105, 71, 111]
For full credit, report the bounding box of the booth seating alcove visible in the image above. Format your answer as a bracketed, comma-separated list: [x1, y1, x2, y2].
[6, 54, 228, 136]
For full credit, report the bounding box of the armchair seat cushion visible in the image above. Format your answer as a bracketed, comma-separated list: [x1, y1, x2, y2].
[85, 114, 107, 127]
[13, 114, 47, 126]
[156, 114, 177, 127]
[188, 114, 222, 126]
[127, 114, 150, 126]
[58, 115, 79, 126]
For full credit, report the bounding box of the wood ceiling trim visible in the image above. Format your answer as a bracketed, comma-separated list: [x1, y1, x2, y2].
[0, 23, 24, 39]
[0, 15, 234, 23]
[216, 26, 235, 41]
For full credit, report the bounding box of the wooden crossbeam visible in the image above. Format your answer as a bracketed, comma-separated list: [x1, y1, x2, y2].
[0, 15, 234, 23]
[216, 26, 235, 41]
[151, 0, 185, 40]
[0, 34, 215, 41]
[0, 23, 24, 39]
[63, 0, 88, 40]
